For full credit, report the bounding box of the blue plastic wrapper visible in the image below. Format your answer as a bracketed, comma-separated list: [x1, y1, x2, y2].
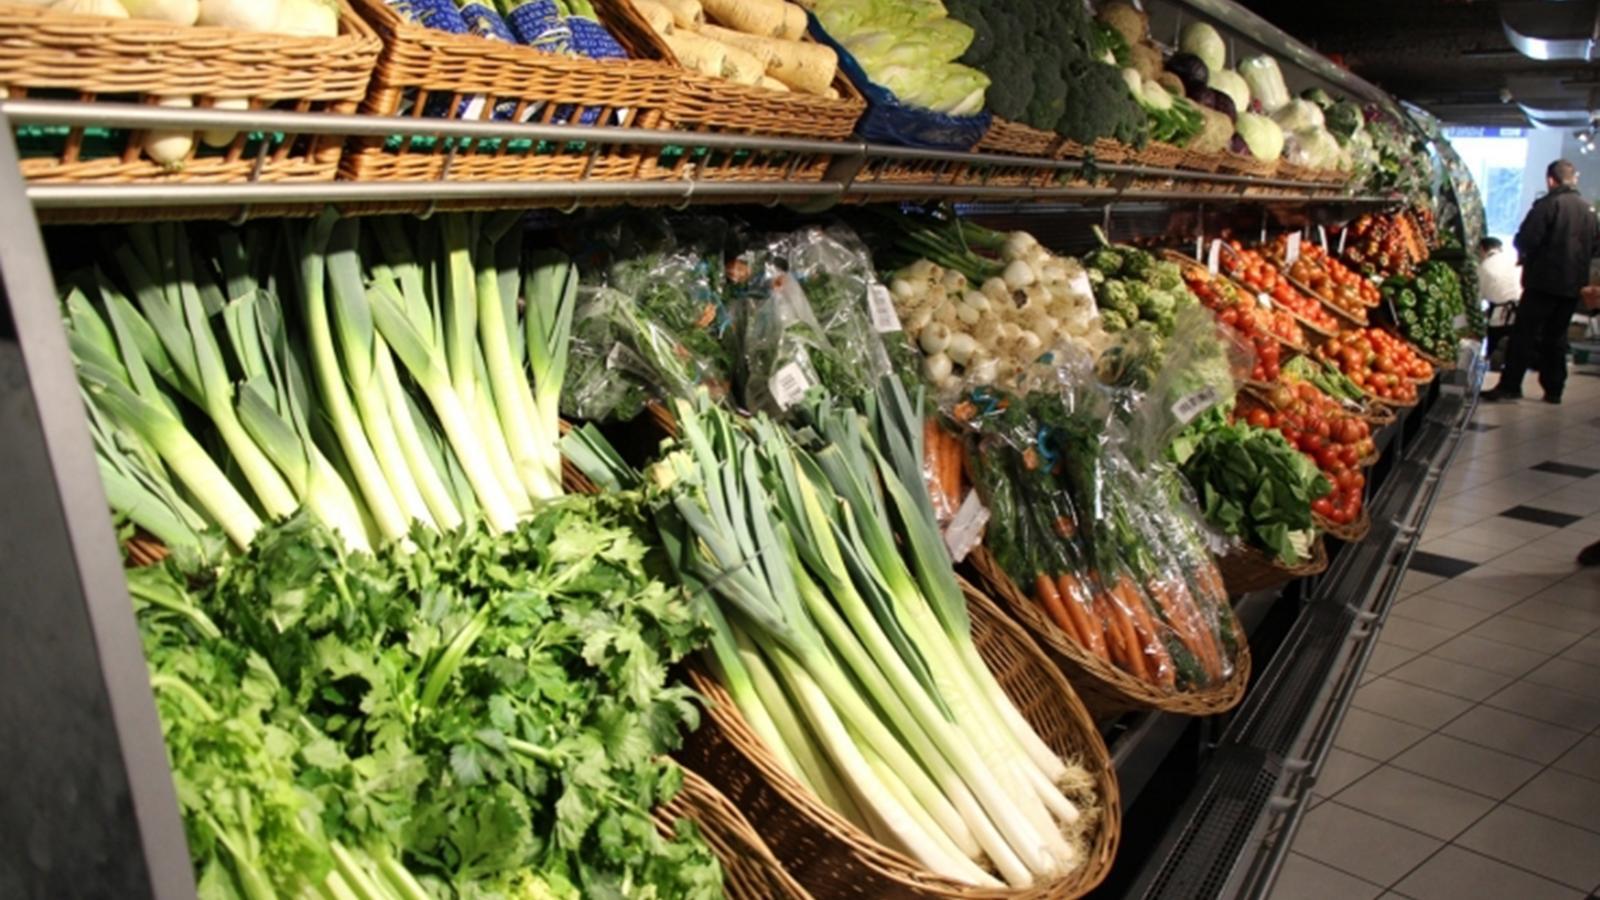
[506, 0, 565, 44]
[455, 1, 516, 40]
[568, 17, 627, 59]
[387, 0, 471, 32]
[805, 13, 989, 151]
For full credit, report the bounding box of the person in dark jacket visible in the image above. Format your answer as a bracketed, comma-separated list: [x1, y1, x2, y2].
[1482, 159, 1600, 403]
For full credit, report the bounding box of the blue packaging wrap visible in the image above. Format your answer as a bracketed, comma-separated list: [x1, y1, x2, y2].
[387, 0, 470, 32]
[506, 0, 566, 45]
[805, 13, 989, 151]
[567, 17, 627, 59]
[455, 1, 516, 40]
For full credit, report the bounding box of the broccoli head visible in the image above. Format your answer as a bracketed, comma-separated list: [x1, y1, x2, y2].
[982, 55, 1037, 121]
[1024, 60, 1068, 130]
[958, 7, 996, 67]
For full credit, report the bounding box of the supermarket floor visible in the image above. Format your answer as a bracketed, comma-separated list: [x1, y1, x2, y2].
[1270, 362, 1600, 900]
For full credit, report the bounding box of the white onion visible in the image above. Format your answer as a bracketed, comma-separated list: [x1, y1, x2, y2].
[1020, 284, 1049, 311]
[52, 0, 129, 16]
[922, 352, 953, 382]
[904, 259, 936, 282]
[891, 278, 917, 301]
[920, 323, 952, 354]
[1016, 330, 1044, 356]
[197, 0, 279, 29]
[981, 277, 1010, 302]
[123, 0, 197, 22]
[1003, 230, 1039, 260]
[932, 301, 958, 326]
[961, 290, 991, 313]
[1039, 262, 1067, 285]
[927, 284, 948, 306]
[947, 332, 977, 365]
[142, 97, 194, 168]
[274, 0, 336, 36]
[940, 270, 967, 293]
[967, 355, 999, 384]
[973, 318, 1002, 349]
[199, 96, 249, 148]
[903, 307, 933, 334]
[997, 321, 1022, 347]
[1028, 312, 1059, 337]
[1002, 259, 1036, 291]
[956, 302, 982, 326]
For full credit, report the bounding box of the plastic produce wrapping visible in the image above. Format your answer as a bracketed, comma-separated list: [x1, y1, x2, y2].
[806, 15, 991, 150]
[1122, 306, 1255, 468]
[559, 214, 735, 421]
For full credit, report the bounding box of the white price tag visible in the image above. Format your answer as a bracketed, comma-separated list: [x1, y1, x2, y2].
[943, 490, 990, 563]
[1195, 234, 1204, 260]
[1257, 291, 1274, 310]
[1171, 384, 1222, 426]
[1286, 232, 1302, 265]
[1207, 239, 1222, 275]
[867, 283, 902, 334]
[1337, 228, 1348, 254]
[1069, 271, 1094, 299]
[770, 362, 814, 410]
[1452, 313, 1469, 330]
[1317, 225, 1329, 252]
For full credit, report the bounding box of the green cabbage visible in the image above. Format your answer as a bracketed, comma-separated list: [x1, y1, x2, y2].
[1235, 112, 1284, 161]
[1271, 98, 1325, 132]
[1239, 55, 1289, 113]
[1208, 69, 1250, 111]
[1180, 22, 1225, 73]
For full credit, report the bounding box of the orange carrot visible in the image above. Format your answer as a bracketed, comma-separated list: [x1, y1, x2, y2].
[1147, 579, 1218, 684]
[1117, 576, 1176, 691]
[945, 432, 963, 503]
[1035, 573, 1083, 645]
[1094, 592, 1129, 667]
[1096, 581, 1148, 682]
[1059, 573, 1107, 662]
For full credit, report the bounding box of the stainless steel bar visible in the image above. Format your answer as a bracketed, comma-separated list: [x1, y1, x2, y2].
[0, 99, 863, 155]
[26, 179, 842, 209]
[849, 182, 1395, 204]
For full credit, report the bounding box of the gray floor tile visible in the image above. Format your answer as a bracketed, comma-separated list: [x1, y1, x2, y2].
[1267, 852, 1384, 900]
[1468, 614, 1583, 654]
[1313, 747, 1381, 800]
[1381, 617, 1463, 652]
[1336, 765, 1495, 839]
[1386, 654, 1515, 701]
[1393, 845, 1584, 900]
[1522, 657, 1600, 700]
[1560, 634, 1600, 668]
[1485, 681, 1600, 733]
[1391, 595, 1495, 632]
[1390, 733, 1543, 799]
[1353, 678, 1475, 730]
[1508, 768, 1600, 833]
[1441, 705, 1587, 764]
[1428, 633, 1550, 677]
[1399, 570, 1446, 598]
[1552, 735, 1600, 782]
[1503, 597, 1600, 633]
[1365, 641, 1420, 677]
[1456, 804, 1600, 890]
[1335, 708, 1432, 761]
[1294, 802, 1443, 887]
[1422, 578, 1526, 613]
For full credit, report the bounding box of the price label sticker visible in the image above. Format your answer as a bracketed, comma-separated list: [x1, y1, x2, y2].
[1452, 312, 1469, 330]
[770, 361, 814, 410]
[1069, 271, 1094, 299]
[943, 490, 990, 563]
[1195, 233, 1204, 260]
[1317, 224, 1329, 252]
[1257, 291, 1275, 310]
[1171, 384, 1222, 426]
[867, 283, 903, 333]
[1338, 228, 1349, 254]
[1207, 239, 1222, 275]
[1286, 232, 1302, 264]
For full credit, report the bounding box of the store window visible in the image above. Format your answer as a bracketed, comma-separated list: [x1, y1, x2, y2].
[1446, 127, 1530, 244]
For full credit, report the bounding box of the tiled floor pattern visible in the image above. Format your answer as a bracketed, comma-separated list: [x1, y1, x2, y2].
[1272, 364, 1600, 900]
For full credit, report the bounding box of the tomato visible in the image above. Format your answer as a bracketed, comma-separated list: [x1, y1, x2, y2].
[1312, 498, 1334, 518]
[1315, 419, 1332, 440]
[1248, 408, 1273, 428]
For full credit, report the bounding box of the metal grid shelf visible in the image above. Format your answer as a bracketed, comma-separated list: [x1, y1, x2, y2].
[3, 100, 1396, 220]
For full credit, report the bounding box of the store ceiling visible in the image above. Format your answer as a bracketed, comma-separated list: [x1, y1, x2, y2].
[1233, 0, 1599, 129]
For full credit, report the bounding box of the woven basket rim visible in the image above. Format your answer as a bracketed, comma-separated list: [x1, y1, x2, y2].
[1315, 505, 1371, 542]
[658, 767, 816, 900]
[1164, 249, 1310, 354]
[683, 577, 1121, 899]
[967, 547, 1251, 717]
[1276, 268, 1370, 329]
[1218, 533, 1330, 580]
[0, 0, 381, 60]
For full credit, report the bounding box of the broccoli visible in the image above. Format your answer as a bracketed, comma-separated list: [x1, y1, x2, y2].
[1024, 60, 1068, 130]
[958, 7, 996, 66]
[984, 55, 1037, 122]
[1100, 310, 1130, 332]
[1057, 59, 1147, 146]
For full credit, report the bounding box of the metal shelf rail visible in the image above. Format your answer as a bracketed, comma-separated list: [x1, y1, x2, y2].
[1116, 362, 1481, 900]
[1, 100, 1397, 218]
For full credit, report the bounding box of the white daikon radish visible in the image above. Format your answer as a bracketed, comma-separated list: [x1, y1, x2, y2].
[758, 75, 789, 92]
[51, 0, 129, 16]
[200, 97, 249, 148]
[197, 0, 279, 30]
[273, 0, 337, 36]
[777, 1, 805, 39]
[654, 0, 702, 29]
[143, 97, 194, 169]
[122, 0, 198, 23]
[701, 0, 784, 36]
[633, 0, 673, 35]
[662, 31, 728, 78]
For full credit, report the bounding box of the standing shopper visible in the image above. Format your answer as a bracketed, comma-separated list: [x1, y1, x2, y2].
[1477, 237, 1522, 367]
[1482, 160, 1600, 404]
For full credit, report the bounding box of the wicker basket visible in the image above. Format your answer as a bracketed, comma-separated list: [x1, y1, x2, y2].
[978, 118, 1064, 159]
[1090, 137, 1130, 164]
[630, 1, 864, 183]
[1277, 162, 1322, 184]
[342, 0, 677, 184]
[1132, 141, 1185, 169]
[1316, 506, 1371, 543]
[1361, 401, 1397, 427]
[1, 2, 379, 184]
[1279, 269, 1369, 329]
[678, 580, 1120, 900]
[967, 548, 1250, 720]
[1217, 154, 1280, 179]
[658, 768, 815, 900]
[1216, 537, 1329, 595]
[1178, 148, 1225, 173]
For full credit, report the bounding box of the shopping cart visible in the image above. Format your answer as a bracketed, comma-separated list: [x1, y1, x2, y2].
[1486, 299, 1518, 370]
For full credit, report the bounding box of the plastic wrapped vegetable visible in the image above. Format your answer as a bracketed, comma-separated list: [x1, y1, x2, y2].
[1233, 111, 1284, 161]
[1238, 54, 1289, 113]
[1207, 68, 1250, 111]
[1284, 125, 1342, 170]
[1271, 98, 1324, 132]
[1180, 21, 1225, 74]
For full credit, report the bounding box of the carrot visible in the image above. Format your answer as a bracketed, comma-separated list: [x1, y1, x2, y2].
[1116, 576, 1177, 691]
[923, 420, 946, 509]
[1095, 580, 1148, 682]
[1093, 592, 1128, 667]
[1059, 573, 1107, 662]
[952, 400, 978, 423]
[1147, 578, 1218, 684]
[943, 432, 963, 503]
[1052, 574, 1102, 659]
[1035, 573, 1083, 645]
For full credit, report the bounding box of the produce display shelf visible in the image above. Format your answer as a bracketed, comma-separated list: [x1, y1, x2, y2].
[1, 100, 1393, 219]
[1102, 362, 1480, 900]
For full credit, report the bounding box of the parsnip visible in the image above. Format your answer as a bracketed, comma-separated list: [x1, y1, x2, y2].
[694, 22, 833, 94]
[718, 40, 764, 84]
[633, 0, 673, 36]
[758, 75, 789, 92]
[662, 30, 727, 78]
[653, 0, 702, 29]
[778, 1, 805, 39]
[701, 0, 784, 37]
[696, 22, 778, 66]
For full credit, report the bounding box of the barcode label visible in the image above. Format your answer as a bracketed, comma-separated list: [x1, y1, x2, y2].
[1207, 239, 1222, 275]
[1171, 384, 1222, 425]
[1069, 271, 1094, 298]
[943, 490, 990, 563]
[1286, 232, 1302, 264]
[867, 283, 902, 333]
[770, 362, 813, 410]
[1452, 313, 1469, 330]
[1257, 291, 1274, 309]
